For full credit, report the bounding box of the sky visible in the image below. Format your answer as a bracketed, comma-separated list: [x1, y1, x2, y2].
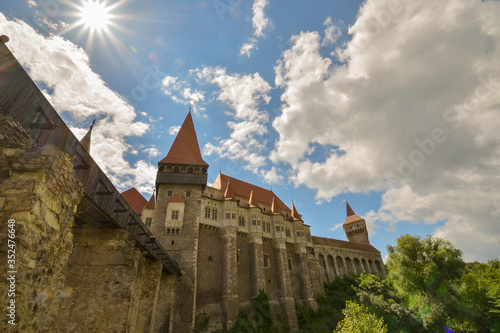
[1, 0, 499, 263]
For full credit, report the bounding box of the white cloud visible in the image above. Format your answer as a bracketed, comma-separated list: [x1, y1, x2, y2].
[251, 0, 272, 38]
[144, 147, 160, 159]
[259, 166, 283, 185]
[239, 0, 273, 57]
[195, 66, 271, 172]
[322, 16, 342, 46]
[0, 14, 156, 194]
[168, 125, 181, 136]
[271, 0, 500, 262]
[162, 75, 205, 111]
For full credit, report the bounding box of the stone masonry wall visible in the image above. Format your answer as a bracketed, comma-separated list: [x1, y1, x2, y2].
[0, 116, 84, 332]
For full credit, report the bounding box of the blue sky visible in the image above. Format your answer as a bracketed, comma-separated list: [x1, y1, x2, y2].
[1, 0, 500, 263]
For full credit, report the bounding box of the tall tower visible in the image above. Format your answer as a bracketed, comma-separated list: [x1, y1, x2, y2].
[154, 111, 208, 333]
[343, 202, 370, 244]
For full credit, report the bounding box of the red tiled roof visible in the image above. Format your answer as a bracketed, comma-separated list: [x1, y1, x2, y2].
[224, 180, 236, 200]
[312, 236, 380, 253]
[169, 195, 185, 203]
[121, 188, 148, 215]
[271, 196, 282, 215]
[344, 201, 364, 225]
[214, 173, 291, 213]
[159, 112, 208, 166]
[144, 193, 155, 210]
[291, 203, 302, 221]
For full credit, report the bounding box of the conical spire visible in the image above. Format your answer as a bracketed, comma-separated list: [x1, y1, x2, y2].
[80, 119, 95, 153]
[344, 201, 363, 225]
[249, 187, 259, 208]
[346, 201, 355, 216]
[271, 195, 282, 215]
[144, 192, 155, 210]
[159, 112, 208, 166]
[224, 179, 236, 201]
[291, 203, 302, 220]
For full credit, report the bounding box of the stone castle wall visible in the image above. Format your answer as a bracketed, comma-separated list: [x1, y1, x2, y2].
[0, 115, 177, 332]
[0, 116, 84, 332]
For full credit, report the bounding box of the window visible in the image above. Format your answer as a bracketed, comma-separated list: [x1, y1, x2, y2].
[205, 206, 211, 219]
[167, 190, 173, 197]
[263, 254, 270, 268]
[266, 223, 271, 233]
[262, 223, 266, 232]
[297, 231, 301, 237]
[170, 240, 175, 245]
[288, 259, 293, 271]
[232, 213, 236, 219]
[281, 226, 284, 232]
[276, 226, 280, 232]
[171, 210, 179, 220]
[257, 220, 261, 226]
[212, 208, 218, 220]
[286, 228, 291, 238]
[239, 216, 245, 227]
[186, 191, 191, 197]
[226, 213, 231, 219]
[252, 219, 257, 226]
[145, 218, 152, 227]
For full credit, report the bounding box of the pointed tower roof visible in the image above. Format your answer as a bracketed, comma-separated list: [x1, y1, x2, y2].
[249, 187, 259, 208]
[80, 119, 95, 153]
[144, 193, 155, 210]
[344, 201, 364, 225]
[224, 180, 236, 200]
[291, 203, 302, 220]
[271, 195, 282, 215]
[159, 112, 208, 166]
[121, 188, 148, 215]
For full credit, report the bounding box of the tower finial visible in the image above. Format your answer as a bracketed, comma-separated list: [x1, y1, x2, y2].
[189, 105, 192, 113]
[80, 119, 96, 154]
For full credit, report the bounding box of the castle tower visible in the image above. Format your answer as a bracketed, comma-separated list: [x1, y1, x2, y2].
[343, 202, 370, 244]
[154, 111, 208, 333]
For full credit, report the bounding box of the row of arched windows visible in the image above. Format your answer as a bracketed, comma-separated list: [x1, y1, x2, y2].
[317, 253, 384, 280]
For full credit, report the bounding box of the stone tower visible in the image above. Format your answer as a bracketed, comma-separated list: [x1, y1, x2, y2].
[343, 202, 370, 244]
[154, 111, 208, 332]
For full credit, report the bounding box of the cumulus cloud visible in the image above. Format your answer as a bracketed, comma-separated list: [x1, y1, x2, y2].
[168, 125, 181, 136]
[0, 14, 156, 194]
[271, 0, 500, 261]
[162, 75, 205, 111]
[194, 66, 271, 173]
[322, 16, 342, 46]
[239, 0, 273, 57]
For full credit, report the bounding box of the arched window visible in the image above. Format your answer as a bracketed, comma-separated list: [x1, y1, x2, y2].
[205, 206, 211, 219]
[239, 215, 245, 227]
[212, 208, 218, 220]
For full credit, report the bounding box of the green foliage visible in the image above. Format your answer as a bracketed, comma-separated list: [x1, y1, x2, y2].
[334, 300, 388, 333]
[297, 276, 358, 332]
[450, 260, 500, 332]
[194, 312, 210, 333]
[355, 273, 424, 333]
[386, 234, 466, 330]
[253, 289, 275, 332]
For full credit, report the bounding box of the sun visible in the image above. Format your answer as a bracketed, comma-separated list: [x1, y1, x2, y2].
[78, 0, 112, 33]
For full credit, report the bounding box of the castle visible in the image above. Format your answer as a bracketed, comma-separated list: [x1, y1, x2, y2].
[123, 111, 386, 331]
[0, 35, 384, 332]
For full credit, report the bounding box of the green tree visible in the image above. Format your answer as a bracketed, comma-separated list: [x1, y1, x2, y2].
[451, 260, 500, 332]
[386, 235, 466, 330]
[334, 300, 388, 333]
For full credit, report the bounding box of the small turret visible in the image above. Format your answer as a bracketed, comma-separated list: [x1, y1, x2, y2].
[343, 202, 370, 244]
